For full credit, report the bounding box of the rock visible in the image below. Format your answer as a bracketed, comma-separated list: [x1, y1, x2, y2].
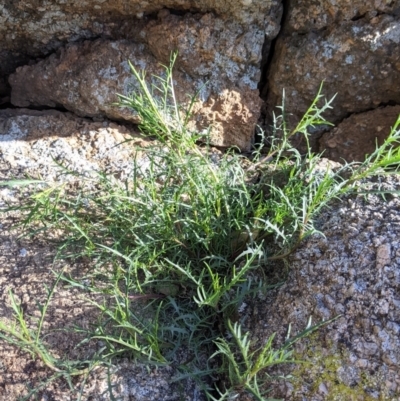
[0, 0, 280, 74]
[0, 108, 147, 182]
[285, 0, 400, 33]
[265, 15, 400, 136]
[250, 174, 400, 400]
[3, 1, 282, 150]
[264, 0, 400, 151]
[9, 40, 169, 123]
[319, 106, 400, 162]
[10, 30, 262, 149]
[3, 0, 400, 153]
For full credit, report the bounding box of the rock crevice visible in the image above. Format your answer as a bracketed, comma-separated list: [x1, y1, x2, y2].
[259, 0, 289, 97]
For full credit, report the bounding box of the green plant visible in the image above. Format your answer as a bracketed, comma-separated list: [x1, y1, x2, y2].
[1, 53, 399, 400]
[0, 271, 97, 401]
[208, 317, 334, 401]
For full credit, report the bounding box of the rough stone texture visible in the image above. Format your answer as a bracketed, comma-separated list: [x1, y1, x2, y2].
[3, 1, 282, 150]
[8, 32, 260, 151]
[0, 0, 281, 74]
[265, 14, 400, 135]
[9, 41, 169, 123]
[10, 30, 263, 149]
[250, 176, 400, 400]
[319, 106, 400, 162]
[285, 0, 400, 33]
[263, 0, 400, 150]
[0, 108, 147, 181]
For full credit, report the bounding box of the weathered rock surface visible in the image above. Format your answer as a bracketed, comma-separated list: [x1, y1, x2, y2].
[3, 1, 282, 150]
[264, 0, 400, 147]
[10, 34, 263, 150]
[9, 40, 172, 123]
[3, 0, 400, 152]
[285, 0, 400, 33]
[320, 106, 400, 162]
[0, 108, 146, 181]
[0, 0, 280, 74]
[265, 14, 400, 134]
[251, 176, 400, 400]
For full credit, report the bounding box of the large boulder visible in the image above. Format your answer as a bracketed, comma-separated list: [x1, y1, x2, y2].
[264, 1, 400, 147]
[3, 1, 283, 150]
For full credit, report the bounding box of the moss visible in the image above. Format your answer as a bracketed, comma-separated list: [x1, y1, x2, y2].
[288, 333, 399, 401]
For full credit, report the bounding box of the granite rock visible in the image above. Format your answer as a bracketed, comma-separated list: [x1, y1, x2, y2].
[319, 106, 400, 162]
[251, 175, 400, 400]
[0, 108, 147, 181]
[265, 15, 400, 135]
[3, 1, 283, 150]
[285, 0, 400, 33]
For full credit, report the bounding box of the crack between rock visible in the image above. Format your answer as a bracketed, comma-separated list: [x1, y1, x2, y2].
[350, 13, 369, 22]
[0, 101, 70, 114]
[0, 100, 136, 136]
[337, 102, 400, 124]
[141, 6, 217, 21]
[258, 0, 290, 100]
[254, 0, 289, 146]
